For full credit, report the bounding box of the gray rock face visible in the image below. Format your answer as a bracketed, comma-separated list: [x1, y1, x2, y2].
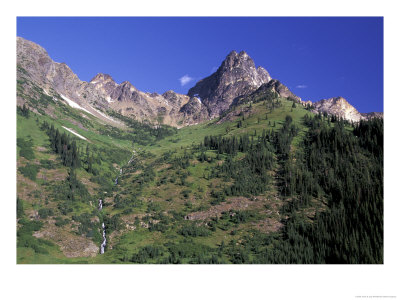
[17, 38, 273, 126]
[312, 97, 363, 122]
[188, 50, 272, 118]
[179, 97, 209, 126]
[361, 112, 384, 120]
[17, 37, 112, 117]
[90, 73, 119, 97]
[95, 80, 192, 125]
[17, 36, 382, 126]
[16, 37, 190, 126]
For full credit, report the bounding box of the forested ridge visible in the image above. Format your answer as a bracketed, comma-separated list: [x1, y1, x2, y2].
[232, 115, 383, 263]
[196, 114, 383, 263]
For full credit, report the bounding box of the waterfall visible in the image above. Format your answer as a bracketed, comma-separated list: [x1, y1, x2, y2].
[100, 222, 106, 254]
[114, 149, 135, 186]
[100, 149, 135, 254]
[98, 199, 106, 254]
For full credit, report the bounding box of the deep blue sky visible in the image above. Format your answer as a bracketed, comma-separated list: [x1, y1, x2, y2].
[17, 17, 383, 113]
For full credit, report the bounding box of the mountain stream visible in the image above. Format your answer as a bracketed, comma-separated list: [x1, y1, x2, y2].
[99, 149, 136, 254]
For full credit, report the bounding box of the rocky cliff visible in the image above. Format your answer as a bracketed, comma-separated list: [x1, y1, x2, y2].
[361, 112, 384, 120]
[17, 37, 193, 126]
[188, 50, 272, 118]
[312, 97, 364, 122]
[17, 37, 382, 126]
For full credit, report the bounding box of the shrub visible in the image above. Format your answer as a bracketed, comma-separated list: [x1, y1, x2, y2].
[54, 216, 70, 227]
[17, 138, 35, 160]
[178, 223, 210, 237]
[40, 159, 56, 169]
[38, 208, 54, 219]
[18, 164, 40, 181]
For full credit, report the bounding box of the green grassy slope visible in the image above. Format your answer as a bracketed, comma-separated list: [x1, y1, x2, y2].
[18, 83, 314, 263]
[17, 78, 382, 264]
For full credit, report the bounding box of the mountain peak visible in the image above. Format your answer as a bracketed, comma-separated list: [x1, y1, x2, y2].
[226, 50, 248, 58]
[17, 36, 48, 57]
[187, 50, 272, 118]
[221, 50, 254, 70]
[227, 50, 238, 57]
[313, 96, 363, 122]
[238, 50, 249, 57]
[120, 80, 136, 90]
[90, 73, 116, 84]
[319, 96, 350, 107]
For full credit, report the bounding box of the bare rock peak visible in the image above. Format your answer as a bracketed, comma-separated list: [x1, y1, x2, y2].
[313, 96, 363, 122]
[17, 36, 45, 51]
[120, 80, 135, 88]
[90, 73, 116, 83]
[226, 50, 248, 58]
[227, 50, 238, 57]
[187, 49, 272, 119]
[162, 90, 178, 98]
[18, 37, 380, 127]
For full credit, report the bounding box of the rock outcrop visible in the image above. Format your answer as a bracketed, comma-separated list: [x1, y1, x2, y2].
[312, 97, 363, 122]
[17, 36, 382, 126]
[361, 112, 384, 120]
[253, 79, 301, 102]
[17, 37, 114, 122]
[17, 37, 190, 126]
[188, 50, 272, 118]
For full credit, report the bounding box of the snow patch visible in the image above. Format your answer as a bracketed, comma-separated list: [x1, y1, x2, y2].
[62, 126, 88, 141]
[105, 96, 115, 103]
[93, 108, 120, 123]
[60, 94, 95, 117]
[61, 94, 120, 124]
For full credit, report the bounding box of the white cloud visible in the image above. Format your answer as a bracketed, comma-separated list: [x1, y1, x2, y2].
[296, 85, 308, 89]
[179, 74, 194, 86]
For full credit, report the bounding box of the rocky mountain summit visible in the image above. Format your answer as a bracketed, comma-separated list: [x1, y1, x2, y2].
[17, 37, 194, 126]
[313, 97, 364, 122]
[188, 50, 272, 118]
[90, 73, 195, 125]
[17, 37, 116, 122]
[17, 37, 382, 126]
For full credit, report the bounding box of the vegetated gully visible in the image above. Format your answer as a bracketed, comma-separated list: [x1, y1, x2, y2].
[98, 149, 136, 254]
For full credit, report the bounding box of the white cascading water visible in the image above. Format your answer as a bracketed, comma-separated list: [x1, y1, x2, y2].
[98, 199, 106, 254]
[100, 150, 135, 254]
[98, 199, 103, 210]
[100, 222, 106, 254]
